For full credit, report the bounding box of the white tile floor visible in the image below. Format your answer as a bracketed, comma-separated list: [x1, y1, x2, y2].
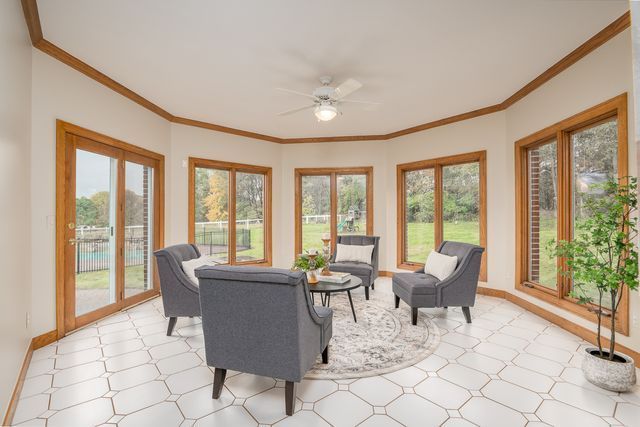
[12, 278, 640, 427]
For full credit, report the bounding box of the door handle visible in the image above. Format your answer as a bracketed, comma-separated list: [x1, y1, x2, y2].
[68, 238, 78, 246]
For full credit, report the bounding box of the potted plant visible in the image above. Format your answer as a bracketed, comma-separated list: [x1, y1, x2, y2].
[292, 251, 328, 284]
[550, 177, 638, 391]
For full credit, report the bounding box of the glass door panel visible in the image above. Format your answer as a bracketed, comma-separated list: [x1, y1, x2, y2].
[74, 149, 118, 316]
[527, 141, 558, 289]
[404, 168, 435, 263]
[235, 172, 265, 262]
[194, 167, 230, 263]
[124, 161, 154, 298]
[301, 175, 331, 253]
[337, 174, 367, 236]
[442, 163, 480, 245]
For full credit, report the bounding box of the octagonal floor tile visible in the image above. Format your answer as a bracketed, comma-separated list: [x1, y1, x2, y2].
[473, 342, 519, 361]
[119, 401, 184, 427]
[460, 397, 527, 427]
[55, 348, 102, 370]
[113, 380, 170, 414]
[20, 374, 52, 398]
[382, 366, 427, 387]
[224, 373, 275, 399]
[481, 380, 542, 413]
[156, 352, 202, 375]
[315, 391, 373, 427]
[549, 382, 616, 417]
[358, 414, 403, 427]
[273, 409, 331, 427]
[296, 379, 338, 402]
[193, 405, 257, 427]
[166, 366, 214, 395]
[102, 338, 144, 357]
[50, 377, 110, 410]
[149, 340, 190, 360]
[176, 384, 234, 419]
[414, 377, 471, 409]
[415, 354, 448, 372]
[47, 398, 113, 427]
[614, 402, 640, 426]
[108, 364, 159, 391]
[12, 394, 50, 425]
[438, 364, 489, 390]
[536, 400, 608, 427]
[105, 350, 150, 372]
[99, 328, 139, 345]
[351, 376, 403, 406]
[52, 361, 105, 388]
[26, 358, 55, 378]
[386, 394, 448, 427]
[498, 366, 554, 393]
[244, 387, 291, 424]
[512, 353, 563, 377]
[457, 352, 505, 375]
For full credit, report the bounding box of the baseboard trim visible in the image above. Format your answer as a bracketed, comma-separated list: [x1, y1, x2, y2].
[2, 341, 34, 426]
[476, 286, 640, 362]
[32, 330, 59, 350]
[378, 271, 394, 277]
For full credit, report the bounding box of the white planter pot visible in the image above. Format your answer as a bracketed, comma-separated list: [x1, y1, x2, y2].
[582, 347, 636, 392]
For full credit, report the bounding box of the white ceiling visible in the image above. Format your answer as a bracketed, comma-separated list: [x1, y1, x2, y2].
[38, 0, 629, 138]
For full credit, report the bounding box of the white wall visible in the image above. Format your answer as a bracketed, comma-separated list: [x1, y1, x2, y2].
[168, 124, 284, 265]
[30, 51, 171, 336]
[506, 29, 639, 352]
[0, 0, 33, 418]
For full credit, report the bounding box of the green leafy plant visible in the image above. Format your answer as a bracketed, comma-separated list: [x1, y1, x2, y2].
[291, 252, 328, 272]
[548, 177, 638, 361]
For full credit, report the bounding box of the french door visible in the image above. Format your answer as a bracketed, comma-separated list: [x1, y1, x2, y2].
[57, 122, 164, 335]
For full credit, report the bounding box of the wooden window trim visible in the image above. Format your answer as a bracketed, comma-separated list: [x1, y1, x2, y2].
[55, 120, 165, 337]
[514, 93, 629, 335]
[397, 151, 487, 281]
[294, 167, 374, 256]
[188, 157, 272, 266]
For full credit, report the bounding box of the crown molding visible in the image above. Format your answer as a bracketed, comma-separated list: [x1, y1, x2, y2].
[20, 1, 630, 144]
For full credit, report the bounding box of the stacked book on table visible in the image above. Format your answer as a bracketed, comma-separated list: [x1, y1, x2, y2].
[319, 271, 351, 283]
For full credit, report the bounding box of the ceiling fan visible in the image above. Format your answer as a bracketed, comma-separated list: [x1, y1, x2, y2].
[277, 76, 380, 122]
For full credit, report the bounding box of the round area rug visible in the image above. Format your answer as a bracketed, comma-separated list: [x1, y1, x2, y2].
[305, 284, 440, 379]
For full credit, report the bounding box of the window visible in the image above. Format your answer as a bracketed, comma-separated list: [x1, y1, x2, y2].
[515, 94, 628, 334]
[397, 151, 487, 280]
[295, 168, 373, 254]
[189, 158, 271, 265]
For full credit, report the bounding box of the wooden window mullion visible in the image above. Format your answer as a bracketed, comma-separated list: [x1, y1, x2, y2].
[434, 164, 443, 248]
[330, 173, 338, 254]
[228, 169, 237, 264]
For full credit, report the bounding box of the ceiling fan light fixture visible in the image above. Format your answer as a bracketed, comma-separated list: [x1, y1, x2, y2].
[314, 103, 338, 122]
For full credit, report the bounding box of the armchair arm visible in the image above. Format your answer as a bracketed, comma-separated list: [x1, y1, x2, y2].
[155, 253, 200, 295]
[435, 247, 484, 306]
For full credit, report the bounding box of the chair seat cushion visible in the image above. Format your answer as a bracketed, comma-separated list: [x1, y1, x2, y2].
[392, 273, 440, 295]
[329, 262, 373, 284]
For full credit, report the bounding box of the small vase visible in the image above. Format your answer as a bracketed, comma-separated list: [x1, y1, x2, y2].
[307, 270, 319, 284]
[582, 347, 636, 392]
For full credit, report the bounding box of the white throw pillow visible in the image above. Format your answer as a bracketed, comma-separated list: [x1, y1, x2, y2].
[424, 251, 458, 281]
[334, 244, 374, 264]
[182, 256, 218, 285]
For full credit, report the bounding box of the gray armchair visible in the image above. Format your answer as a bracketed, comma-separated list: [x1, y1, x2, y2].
[196, 265, 332, 416]
[153, 244, 202, 336]
[329, 235, 380, 300]
[393, 241, 485, 325]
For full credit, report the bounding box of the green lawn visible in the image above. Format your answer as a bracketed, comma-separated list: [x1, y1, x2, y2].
[405, 221, 479, 263]
[196, 223, 265, 261]
[76, 265, 146, 289]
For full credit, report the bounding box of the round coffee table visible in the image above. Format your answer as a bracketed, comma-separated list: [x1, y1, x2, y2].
[309, 276, 362, 322]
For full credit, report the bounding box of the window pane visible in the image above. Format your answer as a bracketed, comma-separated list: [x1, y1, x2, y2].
[337, 174, 367, 236]
[74, 149, 117, 316]
[404, 168, 435, 263]
[443, 163, 480, 246]
[528, 141, 558, 289]
[236, 172, 265, 262]
[124, 162, 154, 298]
[301, 175, 330, 253]
[194, 167, 229, 263]
[571, 118, 618, 305]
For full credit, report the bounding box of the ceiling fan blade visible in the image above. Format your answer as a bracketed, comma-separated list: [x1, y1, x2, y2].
[333, 78, 363, 100]
[276, 87, 316, 100]
[340, 99, 381, 111]
[277, 104, 316, 116]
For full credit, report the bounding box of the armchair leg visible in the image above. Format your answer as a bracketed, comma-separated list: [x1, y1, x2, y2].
[462, 307, 472, 324]
[322, 345, 329, 364]
[166, 317, 177, 336]
[365, 287, 370, 300]
[394, 294, 400, 309]
[411, 307, 418, 325]
[371, 282, 375, 290]
[212, 368, 227, 399]
[285, 381, 297, 415]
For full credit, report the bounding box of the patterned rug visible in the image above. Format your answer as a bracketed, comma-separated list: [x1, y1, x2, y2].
[306, 284, 440, 379]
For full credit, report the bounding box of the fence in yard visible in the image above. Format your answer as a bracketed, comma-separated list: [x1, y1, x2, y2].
[76, 237, 146, 273]
[195, 229, 251, 256]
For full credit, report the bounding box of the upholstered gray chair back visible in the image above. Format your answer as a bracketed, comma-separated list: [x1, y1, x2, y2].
[153, 244, 201, 317]
[334, 235, 380, 275]
[196, 266, 328, 382]
[436, 241, 484, 306]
